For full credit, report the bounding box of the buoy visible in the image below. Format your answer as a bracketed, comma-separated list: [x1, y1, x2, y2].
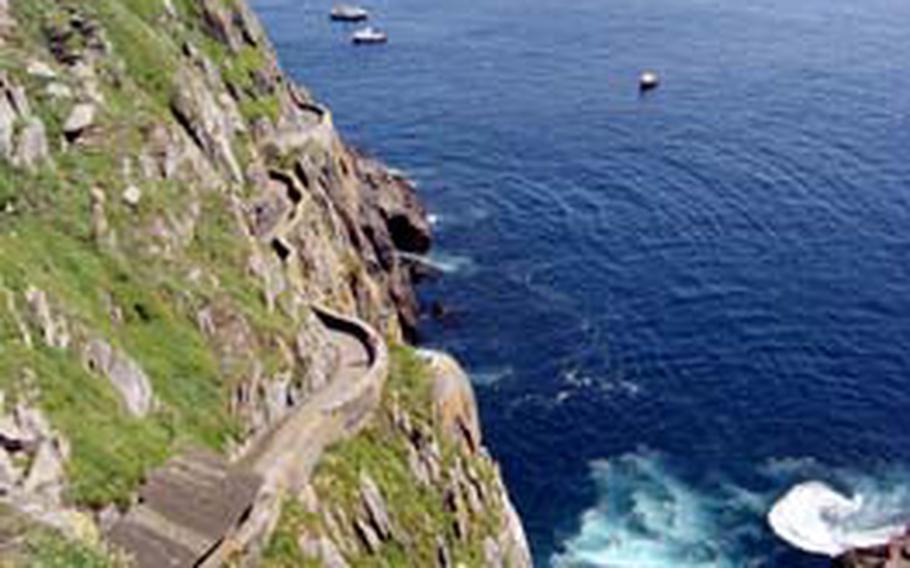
[639, 71, 660, 91]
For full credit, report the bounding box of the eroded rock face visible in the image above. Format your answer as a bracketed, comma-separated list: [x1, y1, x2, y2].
[0, 73, 49, 170]
[82, 339, 155, 417]
[423, 350, 482, 454]
[0, 394, 69, 503]
[359, 472, 393, 541]
[170, 68, 242, 182]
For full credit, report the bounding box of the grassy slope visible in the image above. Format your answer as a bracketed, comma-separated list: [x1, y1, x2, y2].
[0, 0, 293, 510]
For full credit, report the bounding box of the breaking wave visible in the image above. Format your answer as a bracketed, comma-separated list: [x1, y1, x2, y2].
[552, 451, 910, 567]
[769, 480, 910, 556]
[551, 450, 765, 568]
[397, 251, 476, 275]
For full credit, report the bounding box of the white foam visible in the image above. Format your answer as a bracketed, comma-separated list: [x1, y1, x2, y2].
[768, 481, 905, 556]
[551, 451, 757, 568]
[397, 251, 476, 275]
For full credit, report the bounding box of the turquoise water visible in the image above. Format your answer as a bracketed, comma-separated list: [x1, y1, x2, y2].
[254, 0, 910, 564]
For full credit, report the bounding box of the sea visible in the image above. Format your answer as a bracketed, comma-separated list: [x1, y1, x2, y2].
[253, 0, 910, 564]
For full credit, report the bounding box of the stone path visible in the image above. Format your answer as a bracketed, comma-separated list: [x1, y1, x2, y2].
[107, 308, 382, 568]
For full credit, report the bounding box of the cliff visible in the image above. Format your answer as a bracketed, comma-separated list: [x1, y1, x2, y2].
[0, 0, 529, 565]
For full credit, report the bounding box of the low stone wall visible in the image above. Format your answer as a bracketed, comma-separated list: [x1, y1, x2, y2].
[313, 305, 389, 434]
[204, 305, 389, 566]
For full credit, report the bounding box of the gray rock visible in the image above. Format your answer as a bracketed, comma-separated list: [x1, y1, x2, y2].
[83, 339, 154, 417]
[7, 84, 29, 117]
[63, 103, 96, 140]
[353, 517, 381, 554]
[319, 537, 349, 568]
[0, 87, 16, 158]
[14, 117, 49, 169]
[25, 287, 70, 349]
[22, 439, 65, 499]
[45, 82, 73, 99]
[169, 69, 242, 182]
[26, 60, 56, 79]
[162, 0, 177, 18]
[14, 403, 52, 443]
[0, 446, 22, 488]
[298, 483, 320, 514]
[359, 472, 392, 540]
[322, 506, 354, 556]
[436, 535, 453, 568]
[484, 536, 504, 568]
[122, 185, 142, 207]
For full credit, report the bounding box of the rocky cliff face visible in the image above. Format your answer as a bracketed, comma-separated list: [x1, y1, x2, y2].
[0, 0, 527, 565]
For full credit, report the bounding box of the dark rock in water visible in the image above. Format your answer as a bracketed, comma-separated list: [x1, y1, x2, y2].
[836, 539, 910, 568]
[431, 301, 448, 320]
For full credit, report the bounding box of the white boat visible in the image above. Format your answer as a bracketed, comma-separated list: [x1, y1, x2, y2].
[640, 70, 660, 91]
[330, 5, 369, 22]
[352, 26, 388, 44]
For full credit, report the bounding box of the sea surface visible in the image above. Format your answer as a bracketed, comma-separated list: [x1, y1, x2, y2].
[253, 0, 910, 565]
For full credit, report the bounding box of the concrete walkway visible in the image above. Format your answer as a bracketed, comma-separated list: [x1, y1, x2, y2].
[107, 307, 386, 568]
[240, 325, 372, 489]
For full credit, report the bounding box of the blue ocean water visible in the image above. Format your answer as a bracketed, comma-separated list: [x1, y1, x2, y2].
[253, 0, 910, 564]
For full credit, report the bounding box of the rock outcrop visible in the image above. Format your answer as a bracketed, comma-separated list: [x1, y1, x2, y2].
[837, 540, 910, 568]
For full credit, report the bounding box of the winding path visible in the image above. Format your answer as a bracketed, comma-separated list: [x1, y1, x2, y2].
[107, 307, 388, 568]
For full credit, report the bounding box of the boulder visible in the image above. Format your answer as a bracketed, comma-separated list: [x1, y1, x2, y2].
[422, 350, 482, 454]
[63, 103, 96, 141]
[14, 117, 49, 169]
[122, 184, 142, 207]
[26, 60, 56, 79]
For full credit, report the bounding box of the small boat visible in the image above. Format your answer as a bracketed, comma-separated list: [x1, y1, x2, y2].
[352, 26, 388, 44]
[330, 5, 369, 22]
[639, 71, 660, 91]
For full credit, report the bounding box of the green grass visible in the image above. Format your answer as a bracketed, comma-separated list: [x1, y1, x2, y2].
[0, 222, 242, 506]
[260, 498, 322, 568]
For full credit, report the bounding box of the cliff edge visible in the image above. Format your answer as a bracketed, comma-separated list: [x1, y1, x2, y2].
[0, 0, 529, 565]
